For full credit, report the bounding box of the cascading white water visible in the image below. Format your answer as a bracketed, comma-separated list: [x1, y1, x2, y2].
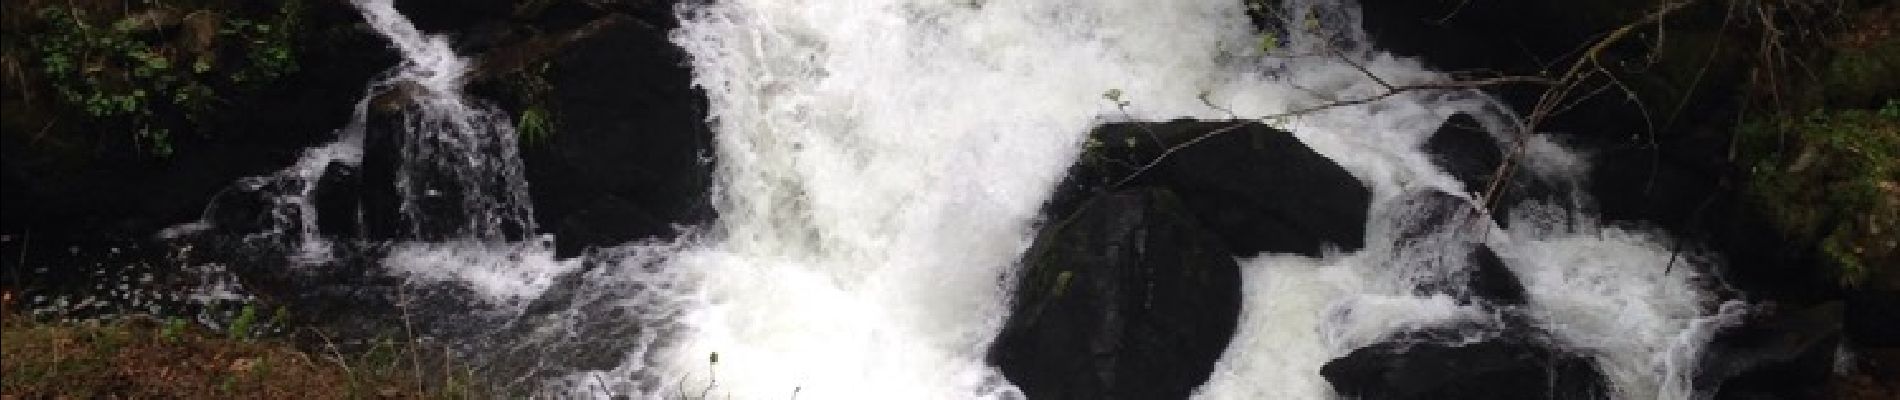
[171, 0, 538, 253]
[582, 0, 1744, 398]
[177, 0, 1747, 398]
[352, 0, 537, 242]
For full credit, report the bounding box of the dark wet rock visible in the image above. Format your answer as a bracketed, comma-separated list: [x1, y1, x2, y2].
[1054, 120, 1370, 257]
[1699, 302, 1843, 400]
[358, 108, 408, 241]
[1847, 287, 1900, 347]
[202, 181, 278, 237]
[516, 11, 713, 256]
[1352, 0, 1843, 308]
[553, 195, 672, 252]
[315, 162, 365, 239]
[390, 0, 518, 35]
[1377, 190, 1526, 306]
[394, 0, 684, 37]
[1587, 145, 1725, 233]
[1592, 143, 1838, 305]
[1323, 329, 1608, 400]
[1466, 246, 1527, 306]
[992, 187, 1241, 400]
[1421, 113, 1575, 229]
[1425, 114, 1503, 198]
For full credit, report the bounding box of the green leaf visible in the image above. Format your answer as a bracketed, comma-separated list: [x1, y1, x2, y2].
[1260, 33, 1280, 52]
[230, 304, 258, 342]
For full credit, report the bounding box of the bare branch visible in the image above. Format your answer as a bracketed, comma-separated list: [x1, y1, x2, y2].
[1112, 75, 1552, 189]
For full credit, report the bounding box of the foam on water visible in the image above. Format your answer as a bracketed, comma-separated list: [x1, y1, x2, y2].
[384, 238, 578, 307]
[633, 0, 1743, 398]
[171, 0, 536, 255]
[355, 0, 536, 242]
[171, 0, 1744, 398]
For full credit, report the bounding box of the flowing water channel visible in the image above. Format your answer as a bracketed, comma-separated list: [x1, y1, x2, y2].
[176, 0, 1748, 398]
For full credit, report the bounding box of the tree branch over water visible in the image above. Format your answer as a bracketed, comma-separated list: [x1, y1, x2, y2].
[1117, 0, 1710, 218]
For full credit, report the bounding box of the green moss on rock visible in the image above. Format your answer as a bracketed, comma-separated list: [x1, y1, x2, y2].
[1740, 101, 1899, 286]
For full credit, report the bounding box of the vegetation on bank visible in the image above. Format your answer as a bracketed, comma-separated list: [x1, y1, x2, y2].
[0, 0, 576, 159]
[1734, 3, 1899, 287]
[1493, 0, 1897, 287]
[1741, 101, 1899, 286]
[3, 0, 306, 157]
[1, 295, 485, 399]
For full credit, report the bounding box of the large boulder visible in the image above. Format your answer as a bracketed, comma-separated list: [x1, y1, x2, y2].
[1698, 302, 1843, 399]
[1322, 329, 1608, 400]
[991, 187, 1241, 400]
[1053, 120, 1370, 257]
[517, 12, 713, 256]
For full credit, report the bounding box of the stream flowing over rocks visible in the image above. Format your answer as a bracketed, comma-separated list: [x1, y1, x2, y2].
[4, 0, 1882, 399]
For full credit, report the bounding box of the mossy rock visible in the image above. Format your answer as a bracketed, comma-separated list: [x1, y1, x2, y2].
[1739, 101, 1900, 286]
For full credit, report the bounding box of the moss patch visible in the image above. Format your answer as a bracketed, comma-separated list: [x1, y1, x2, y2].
[1735, 2, 1900, 287]
[1740, 100, 1899, 286]
[3, 0, 305, 156]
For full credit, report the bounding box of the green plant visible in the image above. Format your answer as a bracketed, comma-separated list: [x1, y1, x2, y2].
[1740, 99, 1900, 285]
[230, 303, 258, 342]
[506, 61, 559, 145]
[26, 1, 304, 156]
[517, 105, 554, 144]
[161, 317, 186, 342]
[268, 305, 289, 335]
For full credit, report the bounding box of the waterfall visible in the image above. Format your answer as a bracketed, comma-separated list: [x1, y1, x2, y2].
[171, 0, 536, 254]
[353, 0, 537, 242]
[617, 0, 1741, 398]
[170, 0, 1747, 398]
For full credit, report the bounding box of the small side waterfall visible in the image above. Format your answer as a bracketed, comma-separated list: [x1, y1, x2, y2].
[355, 0, 537, 242]
[173, 0, 536, 252]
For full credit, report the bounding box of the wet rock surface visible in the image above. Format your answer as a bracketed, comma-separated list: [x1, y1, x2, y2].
[1052, 120, 1371, 257]
[1699, 302, 1845, 400]
[1322, 328, 1609, 400]
[992, 187, 1241, 400]
[520, 13, 712, 256]
[1374, 189, 1527, 306]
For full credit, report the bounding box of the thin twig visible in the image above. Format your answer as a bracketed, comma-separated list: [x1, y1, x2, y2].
[1116, 75, 1551, 189]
